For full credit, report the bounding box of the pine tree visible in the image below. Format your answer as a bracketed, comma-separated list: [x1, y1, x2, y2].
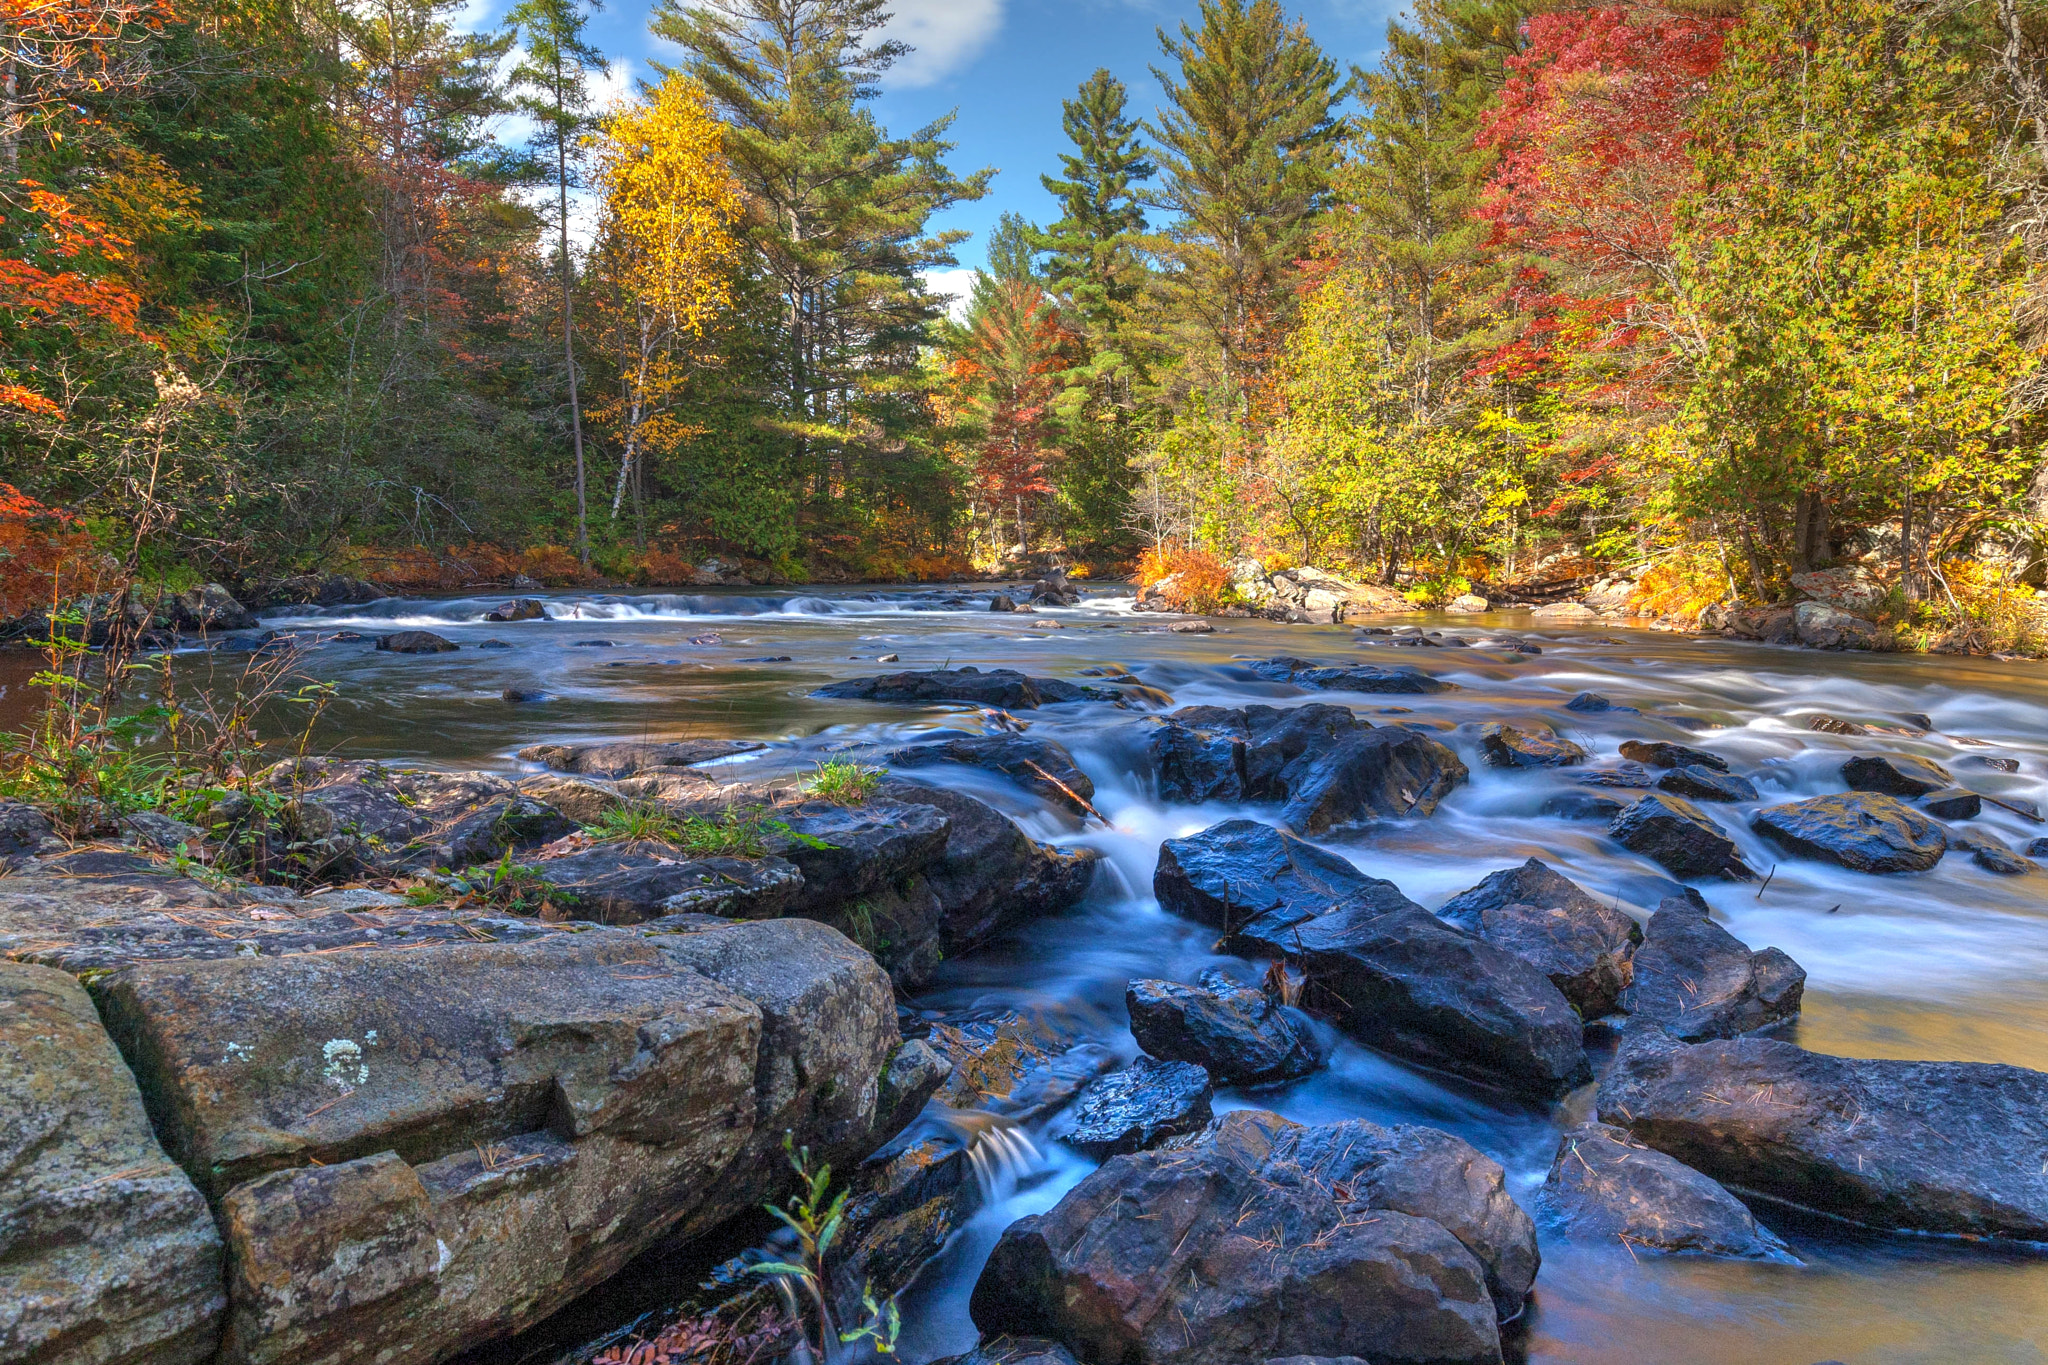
[1036, 69, 1152, 334]
[506, 0, 608, 566]
[1145, 0, 1341, 413]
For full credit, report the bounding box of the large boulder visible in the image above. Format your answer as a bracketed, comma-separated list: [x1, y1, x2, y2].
[88, 917, 905, 1365]
[374, 630, 458, 654]
[1620, 897, 1804, 1041]
[1, 961, 225, 1365]
[1058, 1056, 1214, 1159]
[1144, 710, 1250, 803]
[971, 1110, 1535, 1365]
[261, 760, 573, 880]
[1478, 723, 1587, 768]
[1127, 969, 1320, 1085]
[1285, 900, 1591, 1098]
[172, 582, 259, 633]
[1244, 657, 1456, 695]
[1541, 1121, 1793, 1260]
[1609, 793, 1752, 879]
[1153, 819, 1370, 936]
[1794, 602, 1880, 650]
[1841, 753, 1954, 798]
[885, 734, 1096, 815]
[812, 667, 1089, 709]
[1656, 766, 1758, 803]
[1599, 1035, 2048, 1240]
[1437, 859, 1641, 1020]
[1750, 792, 1947, 873]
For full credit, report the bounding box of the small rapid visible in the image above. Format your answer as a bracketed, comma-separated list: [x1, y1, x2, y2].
[156, 584, 2048, 1364]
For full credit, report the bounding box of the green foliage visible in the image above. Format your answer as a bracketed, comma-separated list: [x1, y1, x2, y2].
[747, 1133, 901, 1358]
[584, 801, 687, 843]
[804, 759, 881, 806]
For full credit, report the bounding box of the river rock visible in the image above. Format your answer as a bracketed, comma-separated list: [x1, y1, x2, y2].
[517, 738, 763, 778]
[886, 734, 1095, 814]
[1541, 1121, 1793, 1260]
[933, 1340, 1081, 1365]
[1599, 1035, 2048, 1240]
[1750, 792, 1947, 873]
[89, 917, 905, 1365]
[514, 772, 622, 823]
[266, 760, 561, 879]
[428, 795, 577, 869]
[484, 597, 546, 622]
[374, 630, 459, 653]
[1618, 740, 1727, 772]
[172, 582, 260, 633]
[1564, 692, 1634, 713]
[1058, 1055, 1214, 1159]
[1620, 896, 1804, 1041]
[813, 667, 1088, 709]
[922, 1008, 1113, 1123]
[1610, 793, 1751, 879]
[1656, 765, 1758, 803]
[1794, 602, 1880, 650]
[1842, 753, 1954, 797]
[1479, 722, 1587, 768]
[1438, 859, 1641, 1020]
[972, 1109, 1534, 1364]
[0, 797, 54, 855]
[1146, 709, 1250, 803]
[1, 961, 226, 1365]
[989, 593, 1019, 612]
[1540, 791, 1628, 822]
[1285, 899, 1591, 1097]
[1126, 969, 1320, 1085]
[1949, 830, 2037, 875]
[1919, 787, 1982, 820]
[533, 844, 802, 921]
[1153, 818, 1369, 934]
[1245, 656, 1455, 694]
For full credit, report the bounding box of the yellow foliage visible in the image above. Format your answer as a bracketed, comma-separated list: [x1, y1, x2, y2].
[1632, 543, 1735, 625]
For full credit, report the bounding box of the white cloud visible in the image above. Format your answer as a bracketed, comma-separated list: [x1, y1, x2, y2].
[921, 267, 977, 323]
[883, 0, 1006, 88]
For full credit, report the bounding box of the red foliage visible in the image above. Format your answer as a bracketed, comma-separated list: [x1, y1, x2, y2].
[1475, 6, 1730, 399]
[948, 279, 1078, 541]
[0, 483, 99, 616]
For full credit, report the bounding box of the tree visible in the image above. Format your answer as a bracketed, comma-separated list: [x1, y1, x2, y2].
[1146, 0, 1341, 414]
[588, 77, 740, 533]
[1036, 68, 1152, 335]
[506, 0, 607, 566]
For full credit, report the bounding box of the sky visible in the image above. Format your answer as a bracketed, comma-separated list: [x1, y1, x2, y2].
[468, 0, 1411, 308]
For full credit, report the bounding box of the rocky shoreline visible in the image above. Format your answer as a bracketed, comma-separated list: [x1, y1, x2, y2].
[6, 641, 2048, 1364]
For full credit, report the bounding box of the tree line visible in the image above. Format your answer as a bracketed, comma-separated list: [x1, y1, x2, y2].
[3, 0, 2046, 613]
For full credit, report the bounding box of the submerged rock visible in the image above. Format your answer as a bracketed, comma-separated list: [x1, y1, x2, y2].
[1126, 968, 1320, 1085]
[1153, 818, 1371, 934]
[1610, 793, 1752, 879]
[1438, 858, 1641, 1020]
[1919, 787, 1982, 820]
[1479, 722, 1588, 768]
[0, 961, 225, 1365]
[1286, 899, 1591, 1098]
[1620, 896, 1804, 1041]
[1600, 1035, 2048, 1240]
[1750, 792, 1946, 873]
[375, 630, 458, 653]
[1542, 1121, 1794, 1261]
[1842, 753, 1954, 798]
[1540, 791, 1628, 822]
[813, 667, 1090, 709]
[1564, 692, 1634, 714]
[885, 734, 1096, 814]
[1245, 656, 1457, 694]
[1656, 765, 1758, 803]
[972, 1109, 1535, 1365]
[1618, 740, 1727, 772]
[1058, 1055, 1214, 1159]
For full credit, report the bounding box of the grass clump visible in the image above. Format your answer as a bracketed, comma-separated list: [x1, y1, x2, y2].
[805, 758, 882, 806]
[584, 801, 686, 844]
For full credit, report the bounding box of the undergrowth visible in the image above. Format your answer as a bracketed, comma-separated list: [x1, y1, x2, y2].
[805, 760, 881, 807]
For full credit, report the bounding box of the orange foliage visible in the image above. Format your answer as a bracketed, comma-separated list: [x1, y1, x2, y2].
[0, 483, 100, 616]
[1134, 546, 1233, 613]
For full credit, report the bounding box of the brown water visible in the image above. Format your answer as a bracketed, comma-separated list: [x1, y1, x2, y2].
[157, 586, 2048, 1362]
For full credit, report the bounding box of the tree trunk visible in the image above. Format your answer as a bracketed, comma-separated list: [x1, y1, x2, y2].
[1792, 490, 1829, 570]
[559, 124, 589, 568]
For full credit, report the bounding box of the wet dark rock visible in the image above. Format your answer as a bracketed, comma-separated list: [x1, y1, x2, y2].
[1286, 899, 1591, 1098]
[1479, 722, 1588, 768]
[1564, 691, 1634, 713]
[1153, 818, 1370, 935]
[1656, 765, 1759, 803]
[374, 630, 458, 653]
[932, 1340, 1080, 1365]
[1146, 709, 1249, 803]
[1920, 787, 1982, 820]
[885, 734, 1095, 814]
[1842, 753, 1954, 797]
[1541, 1121, 1793, 1260]
[569, 638, 620, 647]
[1610, 793, 1751, 879]
[1, 961, 225, 1365]
[1540, 791, 1628, 822]
[1599, 1035, 2048, 1240]
[2029, 836, 2048, 858]
[736, 655, 793, 662]
[1126, 968, 1320, 1085]
[1438, 858, 1641, 1020]
[1245, 656, 1456, 694]
[517, 738, 762, 778]
[1620, 896, 1804, 1041]
[530, 843, 805, 922]
[1970, 755, 2021, 773]
[972, 1109, 1534, 1365]
[921, 1009, 1113, 1124]
[1058, 1055, 1214, 1159]
[501, 687, 548, 703]
[1950, 832, 2036, 875]
[1032, 575, 1083, 607]
[1618, 740, 1727, 772]
[1750, 792, 1947, 873]
[989, 593, 1019, 612]
[813, 667, 1089, 709]
[476, 639, 510, 650]
[1579, 764, 1658, 789]
[484, 597, 546, 622]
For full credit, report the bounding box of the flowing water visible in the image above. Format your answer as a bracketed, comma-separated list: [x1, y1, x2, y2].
[113, 586, 2048, 1362]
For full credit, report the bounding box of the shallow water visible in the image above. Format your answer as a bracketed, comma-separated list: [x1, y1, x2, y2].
[168, 586, 2048, 1362]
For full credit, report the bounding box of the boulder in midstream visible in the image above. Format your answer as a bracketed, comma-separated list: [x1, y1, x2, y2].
[1438, 858, 1641, 1020]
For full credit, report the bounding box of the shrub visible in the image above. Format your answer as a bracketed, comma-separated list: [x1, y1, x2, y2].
[1133, 546, 1235, 613]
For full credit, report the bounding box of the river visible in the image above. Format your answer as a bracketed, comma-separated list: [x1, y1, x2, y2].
[176, 585, 2048, 1363]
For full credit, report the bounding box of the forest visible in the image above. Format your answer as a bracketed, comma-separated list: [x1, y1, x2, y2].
[3, 0, 2047, 644]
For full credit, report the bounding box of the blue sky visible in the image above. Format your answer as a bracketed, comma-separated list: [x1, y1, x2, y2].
[472, 0, 1409, 302]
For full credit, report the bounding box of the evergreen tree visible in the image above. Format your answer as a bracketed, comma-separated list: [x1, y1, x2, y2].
[506, 0, 608, 566]
[1036, 69, 1152, 333]
[1145, 0, 1341, 411]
